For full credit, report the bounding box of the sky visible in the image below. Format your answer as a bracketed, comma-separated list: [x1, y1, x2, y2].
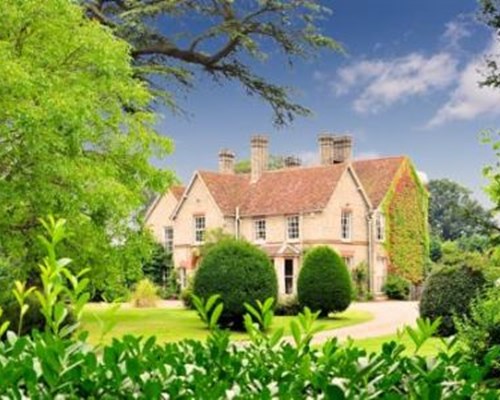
[155, 0, 500, 207]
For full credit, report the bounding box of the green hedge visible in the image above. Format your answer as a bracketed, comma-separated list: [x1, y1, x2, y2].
[297, 246, 352, 316]
[193, 239, 277, 329]
[383, 274, 410, 300]
[420, 264, 486, 336]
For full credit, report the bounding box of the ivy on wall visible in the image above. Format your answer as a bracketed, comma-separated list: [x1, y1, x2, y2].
[382, 160, 429, 284]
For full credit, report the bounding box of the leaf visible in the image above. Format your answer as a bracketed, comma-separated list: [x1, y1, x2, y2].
[209, 303, 223, 330]
[269, 327, 284, 347]
[205, 294, 221, 313]
[290, 320, 301, 347]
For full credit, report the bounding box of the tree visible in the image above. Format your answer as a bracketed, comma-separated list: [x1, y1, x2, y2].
[82, 0, 341, 126]
[234, 154, 286, 173]
[428, 179, 495, 241]
[479, 0, 500, 88]
[0, 0, 174, 300]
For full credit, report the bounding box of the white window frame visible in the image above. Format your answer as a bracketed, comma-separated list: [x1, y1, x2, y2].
[193, 215, 206, 244]
[254, 218, 266, 242]
[287, 215, 300, 241]
[164, 226, 174, 253]
[341, 210, 352, 241]
[376, 212, 385, 242]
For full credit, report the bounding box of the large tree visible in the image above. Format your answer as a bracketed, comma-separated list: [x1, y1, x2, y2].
[83, 0, 340, 126]
[0, 0, 174, 300]
[479, 0, 500, 88]
[428, 179, 495, 241]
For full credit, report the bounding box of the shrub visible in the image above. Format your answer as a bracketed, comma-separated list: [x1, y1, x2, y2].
[275, 295, 301, 316]
[420, 264, 487, 336]
[297, 246, 352, 316]
[193, 239, 277, 329]
[352, 262, 368, 300]
[383, 274, 410, 300]
[456, 286, 500, 374]
[130, 279, 159, 308]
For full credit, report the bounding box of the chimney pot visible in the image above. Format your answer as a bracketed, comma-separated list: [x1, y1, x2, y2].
[250, 134, 269, 182]
[333, 135, 353, 163]
[318, 133, 335, 165]
[218, 148, 235, 174]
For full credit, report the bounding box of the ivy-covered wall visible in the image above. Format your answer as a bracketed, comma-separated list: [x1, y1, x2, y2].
[382, 160, 429, 284]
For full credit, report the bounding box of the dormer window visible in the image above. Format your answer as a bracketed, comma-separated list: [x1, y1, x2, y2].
[194, 215, 205, 243]
[287, 215, 300, 240]
[254, 219, 266, 241]
[376, 212, 385, 241]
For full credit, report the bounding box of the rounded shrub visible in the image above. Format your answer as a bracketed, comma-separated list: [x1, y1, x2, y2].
[297, 246, 352, 317]
[193, 239, 277, 329]
[420, 264, 487, 336]
[383, 274, 410, 300]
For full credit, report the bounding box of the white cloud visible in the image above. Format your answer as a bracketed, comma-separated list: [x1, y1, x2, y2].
[417, 170, 429, 184]
[428, 37, 500, 127]
[442, 17, 471, 50]
[334, 53, 458, 114]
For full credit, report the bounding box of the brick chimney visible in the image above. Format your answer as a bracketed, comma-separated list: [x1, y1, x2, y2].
[284, 155, 301, 168]
[318, 133, 335, 165]
[250, 135, 268, 182]
[333, 135, 353, 163]
[218, 148, 235, 174]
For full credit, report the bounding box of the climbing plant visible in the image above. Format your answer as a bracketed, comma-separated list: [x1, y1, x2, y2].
[382, 160, 429, 284]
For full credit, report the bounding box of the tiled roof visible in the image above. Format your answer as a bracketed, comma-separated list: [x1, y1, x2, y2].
[192, 157, 406, 217]
[170, 186, 185, 200]
[352, 156, 406, 208]
[198, 171, 250, 215]
[240, 164, 346, 216]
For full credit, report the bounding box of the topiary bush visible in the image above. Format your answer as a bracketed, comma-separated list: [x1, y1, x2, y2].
[297, 246, 352, 317]
[383, 274, 410, 300]
[193, 239, 277, 329]
[420, 264, 487, 336]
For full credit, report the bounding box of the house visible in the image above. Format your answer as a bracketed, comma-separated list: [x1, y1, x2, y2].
[145, 134, 429, 296]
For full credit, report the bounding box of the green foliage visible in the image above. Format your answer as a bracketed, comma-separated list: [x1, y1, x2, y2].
[191, 294, 224, 331]
[1, 227, 500, 397]
[383, 274, 410, 300]
[131, 279, 159, 308]
[234, 155, 287, 174]
[404, 317, 443, 354]
[351, 261, 368, 300]
[199, 228, 234, 258]
[0, 0, 174, 303]
[428, 179, 495, 241]
[479, 1, 500, 88]
[456, 286, 500, 374]
[383, 160, 429, 284]
[429, 235, 443, 262]
[420, 264, 487, 336]
[83, 0, 341, 126]
[297, 246, 352, 316]
[142, 242, 174, 290]
[193, 239, 277, 329]
[275, 296, 301, 316]
[180, 276, 194, 309]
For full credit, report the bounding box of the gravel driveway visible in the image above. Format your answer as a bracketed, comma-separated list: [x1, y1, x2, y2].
[311, 301, 419, 345]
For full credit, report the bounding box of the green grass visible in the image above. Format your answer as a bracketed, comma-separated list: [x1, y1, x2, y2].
[352, 332, 448, 356]
[81, 304, 373, 344]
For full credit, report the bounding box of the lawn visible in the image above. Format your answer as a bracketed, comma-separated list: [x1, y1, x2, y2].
[81, 304, 373, 344]
[352, 332, 448, 356]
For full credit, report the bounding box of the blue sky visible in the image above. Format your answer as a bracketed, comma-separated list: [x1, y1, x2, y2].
[155, 0, 500, 206]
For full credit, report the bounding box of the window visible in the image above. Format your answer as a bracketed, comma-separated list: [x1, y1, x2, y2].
[194, 215, 205, 243]
[287, 215, 300, 240]
[341, 210, 352, 241]
[284, 259, 294, 294]
[342, 256, 353, 270]
[254, 219, 266, 241]
[164, 226, 174, 253]
[376, 212, 385, 241]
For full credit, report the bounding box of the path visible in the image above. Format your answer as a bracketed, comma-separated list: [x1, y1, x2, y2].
[311, 301, 419, 345]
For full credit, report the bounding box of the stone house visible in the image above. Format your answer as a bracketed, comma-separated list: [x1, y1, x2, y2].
[145, 134, 428, 297]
